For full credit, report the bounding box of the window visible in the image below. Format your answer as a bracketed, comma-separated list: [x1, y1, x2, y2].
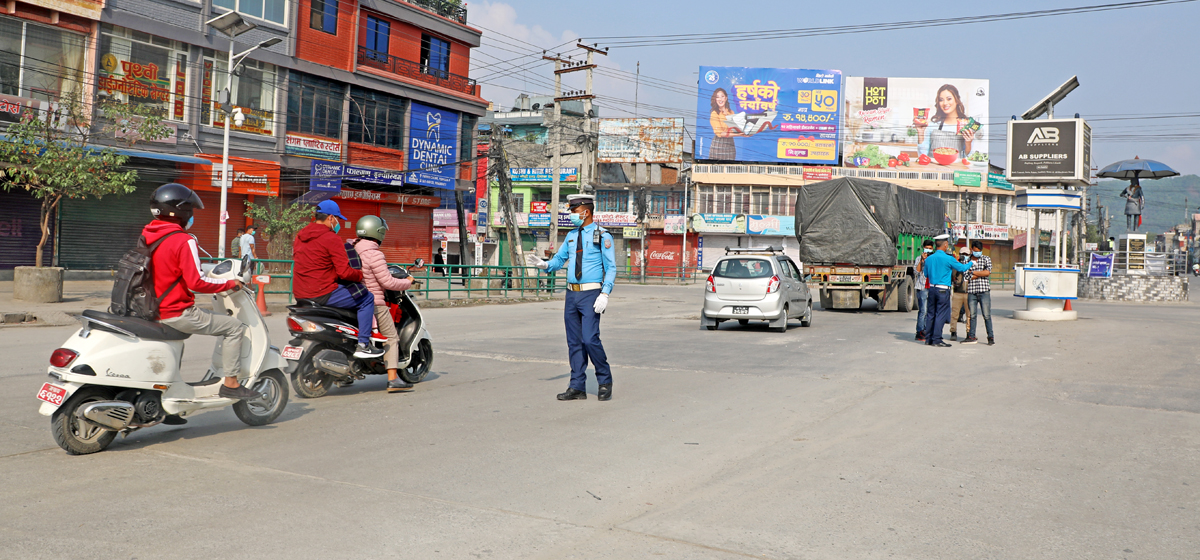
[0, 17, 86, 102]
[940, 192, 958, 221]
[982, 195, 995, 224]
[751, 190, 770, 215]
[348, 86, 405, 150]
[714, 258, 773, 279]
[201, 50, 277, 135]
[459, 114, 477, 179]
[310, 0, 338, 34]
[98, 26, 189, 121]
[596, 190, 626, 213]
[961, 194, 979, 223]
[287, 72, 344, 139]
[420, 34, 450, 77]
[998, 195, 1008, 224]
[212, 0, 287, 25]
[770, 187, 796, 216]
[365, 16, 389, 61]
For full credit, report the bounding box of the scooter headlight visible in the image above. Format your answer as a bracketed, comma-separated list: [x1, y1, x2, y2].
[287, 317, 324, 333]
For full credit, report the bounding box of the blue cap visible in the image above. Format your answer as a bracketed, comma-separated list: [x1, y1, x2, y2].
[316, 200, 347, 221]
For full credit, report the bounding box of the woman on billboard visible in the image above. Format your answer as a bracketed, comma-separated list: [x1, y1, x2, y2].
[708, 88, 739, 160]
[914, 84, 976, 159]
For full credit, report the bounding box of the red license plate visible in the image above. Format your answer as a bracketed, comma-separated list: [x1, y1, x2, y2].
[37, 383, 67, 407]
[281, 346, 304, 360]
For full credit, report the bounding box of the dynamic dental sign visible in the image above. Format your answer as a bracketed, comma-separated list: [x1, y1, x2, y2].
[696, 66, 842, 165]
[406, 101, 459, 190]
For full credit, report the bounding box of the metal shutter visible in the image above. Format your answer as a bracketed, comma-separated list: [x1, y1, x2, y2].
[192, 191, 248, 259]
[58, 182, 156, 270]
[379, 205, 432, 264]
[0, 190, 52, 269]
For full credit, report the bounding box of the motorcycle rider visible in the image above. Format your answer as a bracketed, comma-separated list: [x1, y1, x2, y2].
[353, 215, 415, 393]
[144, 183, 261, 402]
[293, 200, 383, 359]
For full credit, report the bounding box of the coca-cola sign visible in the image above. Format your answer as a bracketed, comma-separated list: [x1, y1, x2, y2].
[648, 250, 677, 261]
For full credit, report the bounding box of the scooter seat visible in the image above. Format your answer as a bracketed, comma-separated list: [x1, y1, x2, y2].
[81, 310, 191, 341]
[287, 302, 358, 323]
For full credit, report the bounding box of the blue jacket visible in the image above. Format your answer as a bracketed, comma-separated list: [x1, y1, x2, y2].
[923, 249, 972, 287]
[545, 223, 617, 293]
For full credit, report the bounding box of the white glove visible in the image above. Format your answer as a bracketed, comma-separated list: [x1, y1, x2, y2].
[593, 293, 609, 314]
[525, 254, 548, 269]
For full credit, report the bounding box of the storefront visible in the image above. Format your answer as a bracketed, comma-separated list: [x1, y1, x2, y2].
[328, 189, 439, 264]
[0, 189, 52, 271]
[181, 154, 280, 256]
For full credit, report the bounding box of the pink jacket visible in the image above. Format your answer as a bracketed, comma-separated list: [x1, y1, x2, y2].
[353, 239, 412, 305]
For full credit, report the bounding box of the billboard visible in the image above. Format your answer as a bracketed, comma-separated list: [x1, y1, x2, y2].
[695, 66, 842, 164]
[597, 117, 685, 163]
[691, 213, 746, 233]
[843, 77, 989, 171]
[746, 215, 795, 236]
[1006, 118, 1091, 185]
[407, 101, 459, 190]
[509, 167, 578, 182]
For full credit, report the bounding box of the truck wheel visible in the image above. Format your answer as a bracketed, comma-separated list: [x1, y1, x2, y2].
[51, 386, 118, 455]
[897, 278, 914, 312]
[819, 289, 832, 310]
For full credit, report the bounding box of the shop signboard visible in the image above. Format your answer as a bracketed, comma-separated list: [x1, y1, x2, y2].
[843, 76, 990, 170]
[192, 154, 279, 196]
[597, 118, 684, 163]
[696, 66, 842, 164]
[509, 167, 578, 182]
[1006, 118, 1091, 185]
[406, 101, 459, 190]
[692, 213, 747, 234]
[987, 172, 1014, 190]
[663, 215, 686, 234]
[310, 160, 343, 192]
[528, 213, 552, 227]
[432, 209, 457, 227]
[746, 215, 795, 236]
[623, 226, 645, 238]
[594, 212, 638, 228]
[951, 223, 1009, 240]
[1088, 253, 1113, 278]
[530, 201, 549, 213]
[803, 166, 832, 181]
[953, 171, 982, 187]
[0, 94, 67, 130]
[286, 133, 342, 161]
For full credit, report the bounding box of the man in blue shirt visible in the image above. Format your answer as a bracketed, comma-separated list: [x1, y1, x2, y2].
[527, 194, 618, 401]
[922, 234, 974, 347]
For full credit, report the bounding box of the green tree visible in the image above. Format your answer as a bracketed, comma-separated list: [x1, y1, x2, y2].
[244, 196, 315, 262]
[0, 94, 171, 266]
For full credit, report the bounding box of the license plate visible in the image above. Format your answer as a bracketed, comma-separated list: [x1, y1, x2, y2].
[732, 306, 750, 314]
[832, 275, 859, 283]
[36, 383, 67, 407]
[281, 346, 304, 360]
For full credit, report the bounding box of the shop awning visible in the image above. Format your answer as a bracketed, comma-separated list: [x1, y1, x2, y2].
[0, 134, 213, 166]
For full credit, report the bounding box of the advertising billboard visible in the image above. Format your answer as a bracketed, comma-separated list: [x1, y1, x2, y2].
[746, 215, 795, 236]
[843, 77, 989, 171]
[509, 167, 578, 182]
[598, 118, 685, 163]
[407, 101, 459, 190]
[695, 66, 842, 164]
[1006, 118, 1091, 185]
[691, 213, 747, 234]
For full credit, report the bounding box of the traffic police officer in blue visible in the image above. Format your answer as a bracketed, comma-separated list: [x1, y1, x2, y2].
[922, 233, 974, 347]
[527, 194, 617, 401]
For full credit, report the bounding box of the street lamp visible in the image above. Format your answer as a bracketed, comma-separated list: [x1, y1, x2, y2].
[205, 11, 280, 257]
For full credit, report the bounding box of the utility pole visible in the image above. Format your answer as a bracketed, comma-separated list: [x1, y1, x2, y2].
[454, 189, 470, 285]
[575, 43, 607, 189]
[491, 135, 525, 275]
[543, 52, 567, 253]
[551, 45, 606, 248]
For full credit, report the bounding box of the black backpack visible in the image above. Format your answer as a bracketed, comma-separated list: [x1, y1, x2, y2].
[110, 231, 185, 320]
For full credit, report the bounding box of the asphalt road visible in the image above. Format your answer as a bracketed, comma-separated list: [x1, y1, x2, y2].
[1, 286, 1197, 559]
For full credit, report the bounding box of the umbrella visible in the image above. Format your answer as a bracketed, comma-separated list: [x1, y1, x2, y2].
[1097, 156, 1180, 180]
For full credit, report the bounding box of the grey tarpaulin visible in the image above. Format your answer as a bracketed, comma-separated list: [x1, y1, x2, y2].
[794, 177, 945, 266]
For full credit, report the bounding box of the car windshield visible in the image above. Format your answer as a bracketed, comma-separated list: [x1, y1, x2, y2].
[714, 258, 773, 279]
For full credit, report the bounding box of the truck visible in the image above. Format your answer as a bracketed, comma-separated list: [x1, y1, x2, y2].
[794, 177, 946, 311]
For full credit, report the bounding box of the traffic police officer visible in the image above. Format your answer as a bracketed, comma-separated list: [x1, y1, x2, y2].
[527, 194, 617, 401]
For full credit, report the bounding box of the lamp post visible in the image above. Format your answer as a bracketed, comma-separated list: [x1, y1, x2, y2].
[204, 11, 280, 258]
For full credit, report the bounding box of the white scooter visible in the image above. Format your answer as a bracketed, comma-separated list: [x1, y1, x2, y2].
[35, 254, 289, 455]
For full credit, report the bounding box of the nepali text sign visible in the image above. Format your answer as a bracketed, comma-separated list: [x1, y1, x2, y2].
[988, 172, 1014, 190]
[286, 133, 342, 161]
[951, 223, 1009, 241]
[842, 77, 990, 170]
[597, 117, 684, 163]
[664, 215, 686, 234]
[692, 213, 746, 234]
[803, 166, 832, 181]
[407, 101, 459, 190]
[953, 171, 982, 187]
[1088, 253, 1114, 278]
[696, 66, 842, 165]
[746, 214, 795, 236]
[509, 167, 578, 182]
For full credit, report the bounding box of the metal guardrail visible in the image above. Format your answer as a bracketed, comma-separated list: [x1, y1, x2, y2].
[356, 47, 477, 96]
[1079, 250, 1188, 277]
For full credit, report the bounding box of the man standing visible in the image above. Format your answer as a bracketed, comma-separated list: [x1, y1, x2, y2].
[239, 224, 257, 260]
[914, 239, 933, 342]
[963, 240, 994, 345]
[526, 195, 617, 401]
[231, 228, 244, 258]
[949, 246, 972, 342]
[923, 234, 973, 347]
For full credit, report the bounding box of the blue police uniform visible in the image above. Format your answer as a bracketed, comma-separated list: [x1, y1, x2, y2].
[545, 222, 617, 391]
[922, 248, 973, 345]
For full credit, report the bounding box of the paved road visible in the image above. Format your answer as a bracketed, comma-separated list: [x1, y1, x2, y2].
[1, 286, 1196, 559]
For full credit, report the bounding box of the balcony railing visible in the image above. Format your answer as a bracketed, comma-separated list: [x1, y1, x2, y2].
[402, 0, 467, 24]
[357, 47, 477, 97]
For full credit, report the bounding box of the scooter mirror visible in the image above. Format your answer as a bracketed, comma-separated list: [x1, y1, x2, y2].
[414, 258, 425, 268]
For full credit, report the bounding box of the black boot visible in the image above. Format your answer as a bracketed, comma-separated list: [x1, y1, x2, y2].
[597, 384, 612, 401]
[557, 388, 587, 401]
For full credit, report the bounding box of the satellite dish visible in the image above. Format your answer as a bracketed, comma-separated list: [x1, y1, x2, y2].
[531, 103, 541, 110]
[587, 109, 595, 118]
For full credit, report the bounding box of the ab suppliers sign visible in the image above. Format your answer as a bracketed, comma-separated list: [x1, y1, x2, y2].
[1006, 118, 1091, 185]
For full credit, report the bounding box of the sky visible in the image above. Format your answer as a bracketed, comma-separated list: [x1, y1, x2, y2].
[467, 0, 1200, 175]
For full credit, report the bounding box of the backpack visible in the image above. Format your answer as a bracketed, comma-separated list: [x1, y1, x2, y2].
[110, 231, 185, 320]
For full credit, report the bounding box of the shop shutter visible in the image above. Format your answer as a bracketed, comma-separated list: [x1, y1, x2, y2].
[645, 232, 683, 277]
[192, 191, 248, 259]
[58, 182, 156, 270]
[698, 234, 741, 271]
[379, 205, 432, 264]
[0, 190, 52, 269]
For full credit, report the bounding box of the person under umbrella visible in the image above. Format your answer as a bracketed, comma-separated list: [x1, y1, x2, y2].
[1120, 177, 1145, 231]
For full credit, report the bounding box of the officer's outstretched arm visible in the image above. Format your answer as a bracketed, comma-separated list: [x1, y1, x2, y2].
[544, 240, 571, 273]
[601, 233, 617, 294]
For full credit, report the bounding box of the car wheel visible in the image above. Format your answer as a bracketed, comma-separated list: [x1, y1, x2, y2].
[773, 305, 788, 333]
[801, 300, 813, 327]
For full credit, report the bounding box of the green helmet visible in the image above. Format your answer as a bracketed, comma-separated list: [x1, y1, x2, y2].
[355, 214, 389, 242]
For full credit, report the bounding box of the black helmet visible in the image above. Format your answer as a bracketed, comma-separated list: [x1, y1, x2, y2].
[151, 183, 203, 223]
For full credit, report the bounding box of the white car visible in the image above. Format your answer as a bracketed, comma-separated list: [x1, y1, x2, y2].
[700, 247, 813, 332]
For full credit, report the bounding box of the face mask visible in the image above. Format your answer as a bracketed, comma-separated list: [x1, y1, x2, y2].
[185, 216, 194, 230]
[332, 221, 342, 234]
[972, 251, 982, 258]
[923, 248, 932, 254]
[568, 213, 584, 227]
[961, 255, 970, 262]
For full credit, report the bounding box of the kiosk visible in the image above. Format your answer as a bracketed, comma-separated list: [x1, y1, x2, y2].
[1013, 188, 1080, 321]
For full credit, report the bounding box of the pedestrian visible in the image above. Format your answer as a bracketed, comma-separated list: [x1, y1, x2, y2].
[949, 246, 972, 342]
[231, 228, 244, 258]
[922, 234, 973, 348]
[914, 239, 934, 342]
[963, 240, 994, 345]
[240, 224, 257, 260]
[526, 194, 617, 401]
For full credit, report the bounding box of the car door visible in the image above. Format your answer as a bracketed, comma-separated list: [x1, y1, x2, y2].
[786, 258, 810, 313]
[775, 257, 798, 316]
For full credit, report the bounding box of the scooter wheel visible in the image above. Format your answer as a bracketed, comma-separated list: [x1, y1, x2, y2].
[399, 339, 433, 384]
[233, 370, 289, 427]
[291, 359, 332, 399]
[51, 386, 118, 455]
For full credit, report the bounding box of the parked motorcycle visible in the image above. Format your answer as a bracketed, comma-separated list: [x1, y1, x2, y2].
[283, 262, 432, 398]
[35, 254, 290, 455]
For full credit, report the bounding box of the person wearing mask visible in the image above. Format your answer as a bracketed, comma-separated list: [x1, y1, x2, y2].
[353, 215, 415, 393]
[963, 240, 995, 345]
[144, 184, 259, 406]
[526, 195, 617, 401]
[922, 234, 973, 347]
[293, 200, 382, 359]
[949, 246, 972, 342]
[914, 239, 934, 342]
[239, 224, 257, 260]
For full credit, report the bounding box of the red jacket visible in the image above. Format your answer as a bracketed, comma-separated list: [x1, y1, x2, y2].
[143, 220, 238, 320]
[292, 221, 363, 299]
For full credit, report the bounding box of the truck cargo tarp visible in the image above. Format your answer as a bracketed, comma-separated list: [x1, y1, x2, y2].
[794, 177, 945, 266]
